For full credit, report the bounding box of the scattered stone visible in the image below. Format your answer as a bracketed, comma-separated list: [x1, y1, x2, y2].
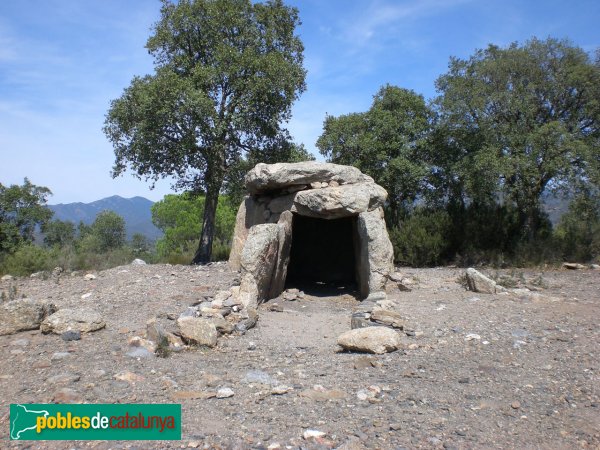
[235, 307, 259, 333]
[353, 356, 378, 369]
[369, 309, 404, 329]
[131, 258, 147, 265]
[83, 273, 97, 281]
[171, 391, 216, 401]
[243, 370, 278, 386]
[0, 299, 57, 335]
[303, 429, 326, 440]
[511, 401, 521, 409]
[465, 333, 481, 341]
[41, 308, 105, 334]
[208, 315, 234, 334]
[10, 338, 29, 347]
[114, 371, 145, 384]
[80, 292, 92, 299]
[562, 262, 586, 270]
[52, 388, 83, 403]
[356, 385, 382, 403]
[337, 327, 401, 354]
[299, 387, 347, 401]
[1, 274, 14, 281]
[176, 317, 218, 347]
[271, 385, 292, 395]
[51, 352, 72, 361]
[269, 303, 284, 312]
[465, 268, 497, 294]
[47, 373, 81, 385]
[247, 342, 257, 351]
[591, 264, 600, 270]
[216, 387, 234, 398]
[61, 330, 81, 341]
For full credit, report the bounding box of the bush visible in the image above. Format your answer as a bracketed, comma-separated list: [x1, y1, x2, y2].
[0, 244, 53, 276]
[554, 194, 600, 262]
[390, 209, 452, 266]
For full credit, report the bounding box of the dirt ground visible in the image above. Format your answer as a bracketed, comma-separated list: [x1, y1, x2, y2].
[1, 263, 599, 449]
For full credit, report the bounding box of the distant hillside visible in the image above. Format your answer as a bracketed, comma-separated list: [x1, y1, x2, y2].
[48, 196, 162, 240]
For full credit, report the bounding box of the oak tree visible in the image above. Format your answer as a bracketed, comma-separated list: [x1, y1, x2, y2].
[104, 0, 306, 263]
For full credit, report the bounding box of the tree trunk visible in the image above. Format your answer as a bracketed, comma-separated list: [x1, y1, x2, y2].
[192, 177, 223, 264]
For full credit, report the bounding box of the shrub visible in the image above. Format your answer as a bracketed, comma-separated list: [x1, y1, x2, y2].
[390, 209, 452, 266]
[0, 244, 53, 276]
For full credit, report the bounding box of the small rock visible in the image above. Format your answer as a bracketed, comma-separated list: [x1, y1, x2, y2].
[243, 370, 278, 386]
[216, 387, 234, 398]
[269, 303, 284, 312]
[80, 292, 92, 299]
[47, 373, 81, 385]
[83, 273, 97, 281]
[464, 333, 481, 341]
[176, 317, 218, 347]
[1, 274, 14, 281]
[562, 262, 585, 270]
[271, 385, 292, 395]
[247, 341, 257, 351]
[53, 388, 83, 403]
[51, 352, 72, 361]
[303, 429, 326, 440]
[338, 327, 401, 354]
[61, 330, 81, 341]
[131, 258, 146, 265]
[370, 309, 404, 328]
[114, 371, 145, 384]
[511, 401, 521, 409]
[41, 308, 105, 334]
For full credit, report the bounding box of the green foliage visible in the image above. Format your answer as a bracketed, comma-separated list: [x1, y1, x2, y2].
[89, 211, 127, 252]
[0, 178, 53, 255]
[317, 85, 431, 225]
[42, 219, 76, 247]
[104, 0, 306, 262]
[0, 244, 53, 276]
[152, 193, 236, 261]
[389, 209, 452, 267]
[555, 194, 600, 262]
[433, 38, 600, 240]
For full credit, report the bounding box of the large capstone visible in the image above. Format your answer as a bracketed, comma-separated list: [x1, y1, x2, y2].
[229, 162, 394, 305]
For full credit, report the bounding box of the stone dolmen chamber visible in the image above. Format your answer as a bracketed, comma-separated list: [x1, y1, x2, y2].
[228, 162, 394, 309]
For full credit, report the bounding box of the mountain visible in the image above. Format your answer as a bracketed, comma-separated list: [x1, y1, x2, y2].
[48, 195, 162, 240]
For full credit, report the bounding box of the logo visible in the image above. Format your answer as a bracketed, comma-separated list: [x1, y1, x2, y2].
[10, 404, 181, 440]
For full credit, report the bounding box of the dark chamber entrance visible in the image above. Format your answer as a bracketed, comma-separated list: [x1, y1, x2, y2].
[285, 214, 357, 289]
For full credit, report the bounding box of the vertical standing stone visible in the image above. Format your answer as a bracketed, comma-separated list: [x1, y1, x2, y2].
[269, 211, 293, 298]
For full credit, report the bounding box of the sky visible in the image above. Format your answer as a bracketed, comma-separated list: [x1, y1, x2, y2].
[0, 0, 598, 204]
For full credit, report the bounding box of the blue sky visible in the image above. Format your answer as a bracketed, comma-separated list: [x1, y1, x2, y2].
[1, 0, 598, 204]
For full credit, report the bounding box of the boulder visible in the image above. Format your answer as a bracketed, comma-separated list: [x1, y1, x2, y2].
[41, 308, 105, 334]
[269, 211, 293, 298]
[0, 299, 57, 335]
[292, 183, 387, 219]
[240, 224, 279, 300]
[369, 309, 404, 329]
[176, 317, 218, 347]
[228, 196, 268, 271]
[245, 162, 372, 194]
[465, 268, 497, 294]
[337, 327, 401, 354]
[356, 208, 394, 298]
[562, 262, 586, 270]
